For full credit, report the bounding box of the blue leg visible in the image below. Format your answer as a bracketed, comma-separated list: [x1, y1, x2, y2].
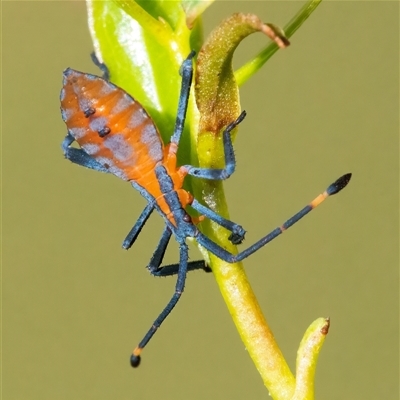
[90, 52, 110, 81]
[168, 50, 243, 181]
[157, 260, 211, 276]
[183, 111, 246, 180]
[191, 199, 246, 245]
[195, 174, 352, 262]
[145, 225, 173, 276]
[130, 240, 190, 367]
[146, 226, 211, 276]
[170, 51, 196, 146]
[62, 132, 110, 173]
[122, 203, 155, 250]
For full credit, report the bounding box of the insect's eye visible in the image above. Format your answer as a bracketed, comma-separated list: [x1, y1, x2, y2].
[183, 213, 191, 223]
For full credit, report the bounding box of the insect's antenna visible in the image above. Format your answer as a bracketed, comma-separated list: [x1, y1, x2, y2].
[280, 173, 352, 230]
[196, 173, 352, 263]
[170, 51, 195, 146]
[238, 173, 353, 260]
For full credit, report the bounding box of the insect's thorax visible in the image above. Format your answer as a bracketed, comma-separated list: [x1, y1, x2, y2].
[136, 152, 193, 227]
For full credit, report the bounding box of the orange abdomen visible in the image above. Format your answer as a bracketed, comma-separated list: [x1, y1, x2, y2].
[61, 69, 164, 182]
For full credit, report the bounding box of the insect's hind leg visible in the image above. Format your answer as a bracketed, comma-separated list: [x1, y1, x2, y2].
[147, 226, 210, 276]
[156, 259, 212, 276]
[131, 240, 191, 368]
[62, 132, 110, 173]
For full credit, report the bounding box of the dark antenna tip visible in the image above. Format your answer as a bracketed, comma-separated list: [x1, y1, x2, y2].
[130, 354, 141, 368]
[327, 173, 352, 196]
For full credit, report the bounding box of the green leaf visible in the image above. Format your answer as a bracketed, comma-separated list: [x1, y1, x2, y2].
[134, 0, 184, 31]
[182, 0, 214, 29]
[86, 0, 196, 149]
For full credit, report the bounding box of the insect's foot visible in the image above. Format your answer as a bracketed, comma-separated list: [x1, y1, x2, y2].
[228, 227, 246, 245]
[202, 264, 212, 273]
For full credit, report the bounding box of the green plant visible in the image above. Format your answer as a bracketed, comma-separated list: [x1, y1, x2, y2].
[86, 1, 326, 398]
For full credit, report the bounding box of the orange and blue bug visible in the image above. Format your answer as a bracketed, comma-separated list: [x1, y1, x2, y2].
[60, 51, 351, 367]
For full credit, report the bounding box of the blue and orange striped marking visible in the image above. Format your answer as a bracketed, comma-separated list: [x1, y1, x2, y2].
[60, 51, 351, 368]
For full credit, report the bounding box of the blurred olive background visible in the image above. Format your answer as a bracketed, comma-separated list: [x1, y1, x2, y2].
[3, 1, 398, 399]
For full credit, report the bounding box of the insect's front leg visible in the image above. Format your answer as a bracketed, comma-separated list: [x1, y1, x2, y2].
[169, 51, 195, 147]
[182, 111, 247, 181]
[190, 199, 246, 245]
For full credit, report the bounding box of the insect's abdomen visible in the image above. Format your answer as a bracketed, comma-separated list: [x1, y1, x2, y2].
[60, 69, 164, 181]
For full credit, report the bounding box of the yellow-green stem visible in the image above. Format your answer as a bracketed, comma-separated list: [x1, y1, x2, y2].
[211, 255, 296, 399]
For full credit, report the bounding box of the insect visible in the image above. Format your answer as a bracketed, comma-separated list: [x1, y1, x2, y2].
[60, 51, 351, 367]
